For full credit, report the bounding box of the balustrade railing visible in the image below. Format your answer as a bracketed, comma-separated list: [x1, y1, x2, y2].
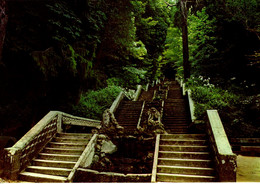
[3, 111, 59, 180]
[3, 111, 101, 180]
[206, 110, 237, 182]
[176, 77, 237, 181]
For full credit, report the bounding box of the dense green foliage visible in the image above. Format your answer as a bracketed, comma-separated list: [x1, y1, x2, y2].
[0, 0, 259, 138]
[163, 0, 259, 137]
[0, 0, 170, 138]
[71, 85, 121, 120]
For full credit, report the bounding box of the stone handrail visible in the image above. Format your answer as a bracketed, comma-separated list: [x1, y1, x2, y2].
[3, 111, 102, 180]
[3, 111, 59, 179]
[110, 91, 125, 114]
[68, 134, 98, 182]
[151, 134, 160, 183]
[187, 89, 196, 122]
[133, 85, 142, 101]
[61, 112, 101, 128]
[176, 78, 196, 123]
[206, 110, 237, 182]
[137, 101, 146, 129]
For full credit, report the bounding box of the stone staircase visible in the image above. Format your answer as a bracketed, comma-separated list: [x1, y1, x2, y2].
[163, 81, 191, 134]
[163, 99, 190, 133]
[154, 134, 217, 182]
[114, 101, 143, 131]
[19, 133, 92, 182]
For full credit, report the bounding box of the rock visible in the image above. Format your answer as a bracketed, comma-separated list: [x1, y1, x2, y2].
[100, 109, 124, 137]
[101, 140, 117, 154]
[98, 134, 107, 139]
[92, 155, 99, 163]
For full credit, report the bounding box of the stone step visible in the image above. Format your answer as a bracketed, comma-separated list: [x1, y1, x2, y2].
[160, 139, 207, 146]
[164, 124, 190, 128]
[159, 151, 210, 159]
[160, 145, 209, 152]
[53, 137, 90, 143]
[164, 125, 189, 129]
[56, 133, 92, 139]
[117, 115, 140, 117]
[164, 118, 189, 121]
[48, 142, 87, 149]
[156, 173, 216, 182]
[26, 166, 71, 177]
[43, 147, 84, 155]
[33, 159, 76, 169]
[163, 117, 190, 121]
[164, 114, 190, 118]
[116, 115, 140, 118]
[117, 123, 137, 125]
[19, 172, 67, 182]
[38, 153, 80, 162]
[117, 109, 141, 111]
[164, 103, 186, 107]
[157, 165, 215, 176]
[161, 134, 206, 139]
[163, 114, 189, 118]
[158, 158, 213, 168]
[165, 123, 190, 126]
[166, 130, 190, 134]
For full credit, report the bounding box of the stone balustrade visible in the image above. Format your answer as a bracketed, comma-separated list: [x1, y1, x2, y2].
[206, 110, 237, 182]
[3, 111, 59, 180]
[3, 111, 101, 180]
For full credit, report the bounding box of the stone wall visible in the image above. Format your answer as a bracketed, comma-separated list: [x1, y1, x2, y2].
[74, 168, 151, 182]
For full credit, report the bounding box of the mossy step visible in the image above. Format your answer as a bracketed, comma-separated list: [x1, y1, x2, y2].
[157, 165, 215, 176]
[56, 133, 92, 139]
[160, 139, 207, 146]
[158, 158, 213, 168]
[33, 159, 76, 169]
[161, 134, 206, 139]
[26, 166, 71, 177]
[159, 151, 210, 159]
[53, 137, 90, 143]
[156, 173, 216, 182]
[160, 145, 209, 152]
[43, 147, 84, 155]
[48, 142, 87, 149]
[38, 153, 80, 162]
[19, 172, 67, 183]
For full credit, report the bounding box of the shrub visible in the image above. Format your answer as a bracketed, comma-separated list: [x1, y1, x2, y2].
[187, 76, 241, 119]
[72, 85, 121, 120]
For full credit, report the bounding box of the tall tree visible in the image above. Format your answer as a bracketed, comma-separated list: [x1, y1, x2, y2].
[180, 0, 190, 79]
[169, 0, 203, 79]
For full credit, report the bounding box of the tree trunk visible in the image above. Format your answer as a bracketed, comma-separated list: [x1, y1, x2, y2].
[0, 0, 8, 62]
[181, 0, 190, 80]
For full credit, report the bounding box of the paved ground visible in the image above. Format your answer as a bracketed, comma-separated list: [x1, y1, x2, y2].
[237, 155, 260, 182]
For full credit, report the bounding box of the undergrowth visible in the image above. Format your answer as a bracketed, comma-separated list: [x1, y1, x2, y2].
[71, 85, 121, 120]
[186, 76, 260, 137]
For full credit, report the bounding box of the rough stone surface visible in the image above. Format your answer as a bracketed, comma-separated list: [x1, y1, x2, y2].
[101, 140, 117, 154]
[100, 109, 124, 137]
[74, 168, 151, 182]
[138, 107, 167, 136]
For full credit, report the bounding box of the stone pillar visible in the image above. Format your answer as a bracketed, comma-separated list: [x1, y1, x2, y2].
[57, 113, 63, 133]
[3, 148, 21, 180]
